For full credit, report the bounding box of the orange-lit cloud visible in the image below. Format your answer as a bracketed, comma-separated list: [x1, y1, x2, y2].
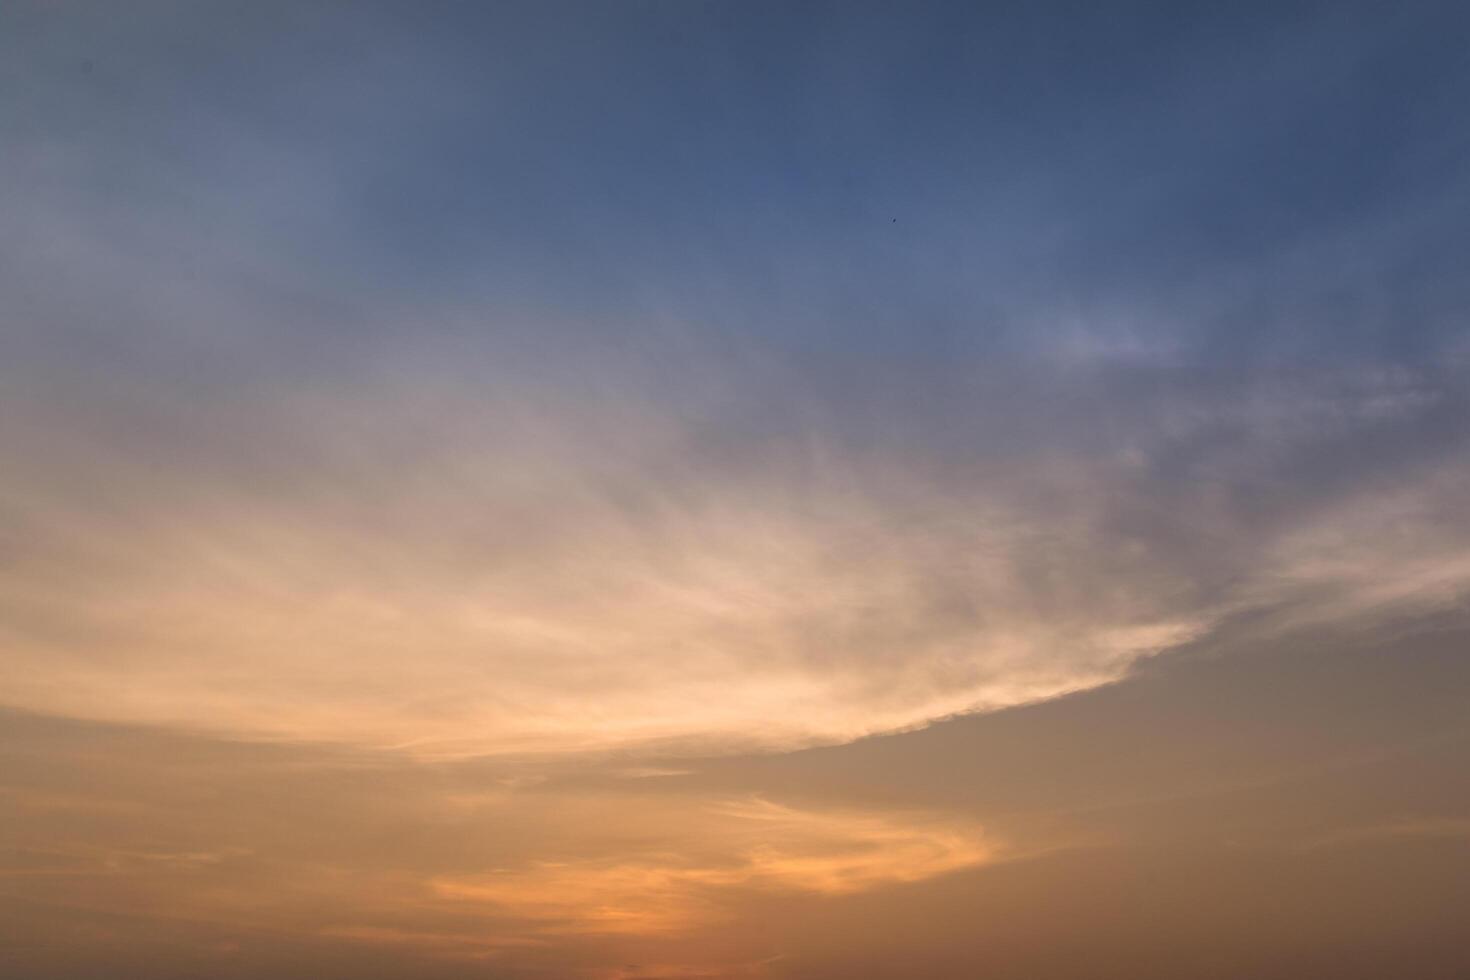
[4, 750, 994, 966]
[5, 352, 1470, 761]
[433, 797, 992, 935]
[0, 360, 1212, 756]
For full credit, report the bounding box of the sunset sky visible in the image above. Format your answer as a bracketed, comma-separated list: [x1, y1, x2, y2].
[4, 3, 1470, 978]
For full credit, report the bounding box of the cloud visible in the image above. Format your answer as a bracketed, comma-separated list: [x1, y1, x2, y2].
[2, 0, 1469, 764]
[0, 338, 1213, 755]
[432, 797, 992, 936]
[1302, 817, 1470, 851]
[0, 720, 993, 967]
[2, 317, 1469, 759]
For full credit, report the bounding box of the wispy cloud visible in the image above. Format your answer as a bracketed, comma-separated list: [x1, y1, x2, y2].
[432, 797, 992, 935]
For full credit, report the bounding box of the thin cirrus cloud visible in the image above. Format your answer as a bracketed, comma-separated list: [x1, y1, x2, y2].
[430, 797, 993, 936]
[3, 727, 996, 963]
[4, 104, 1470, 758]
[2, 313, 1468, 758]
[0, 344, 1211, 756]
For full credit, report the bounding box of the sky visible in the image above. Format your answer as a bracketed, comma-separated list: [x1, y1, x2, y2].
[2, 2, 1470, 977]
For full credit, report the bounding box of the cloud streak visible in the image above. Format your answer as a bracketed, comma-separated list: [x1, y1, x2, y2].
[3, 320, 1467, 757]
